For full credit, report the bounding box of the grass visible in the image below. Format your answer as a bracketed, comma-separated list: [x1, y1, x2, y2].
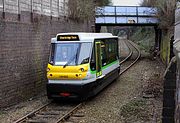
[120, 98, 153, 122]
[129, 27, 171, 64]
[0, 111, 6, 116]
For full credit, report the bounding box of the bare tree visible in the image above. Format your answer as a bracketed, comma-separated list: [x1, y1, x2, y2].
[141, 0, 156, 6]
[68, 0, 112, 21]
[96, 0, 112, 6]
[141, 0, 176, 30]
[156, 0, 176, 30]
[68, 0, 95, 21]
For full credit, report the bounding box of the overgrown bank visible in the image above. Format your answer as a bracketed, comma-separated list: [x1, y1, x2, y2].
[129, 27, 155, 54]
[141, 0, 176, 64]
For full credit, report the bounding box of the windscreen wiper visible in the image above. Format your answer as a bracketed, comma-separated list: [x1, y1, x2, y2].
[63, 51, 78, 68]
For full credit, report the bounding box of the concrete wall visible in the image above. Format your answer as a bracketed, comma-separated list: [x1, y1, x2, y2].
[162, 58, 176, 123]
[160, 32, 170, 64]
[0, 0, 92, 107]
[0, 0, 68, 16]
[173, 2, 180, 123]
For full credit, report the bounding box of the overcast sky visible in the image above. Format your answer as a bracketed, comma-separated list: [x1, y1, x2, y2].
[112, 0, 142, 6]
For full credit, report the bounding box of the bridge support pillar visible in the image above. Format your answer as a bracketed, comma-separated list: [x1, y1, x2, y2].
[95, 25, 101, 33]
[154, 26, 162, 51]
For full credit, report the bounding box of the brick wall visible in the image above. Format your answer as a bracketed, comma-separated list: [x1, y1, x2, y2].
[0, 4, 92, 107]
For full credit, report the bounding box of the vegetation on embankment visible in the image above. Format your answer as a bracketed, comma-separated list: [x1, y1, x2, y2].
[129, 27, 155, 53]
[140, 0, 176, 63]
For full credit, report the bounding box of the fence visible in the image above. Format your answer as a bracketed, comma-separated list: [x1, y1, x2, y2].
[0, 0, 68, 17]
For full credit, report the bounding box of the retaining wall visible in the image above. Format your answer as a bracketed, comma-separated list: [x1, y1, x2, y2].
[0, 0, 92, 108]
[172, 2, 180, 123]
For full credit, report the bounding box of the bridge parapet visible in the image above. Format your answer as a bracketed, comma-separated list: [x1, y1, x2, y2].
[96, 6, 159, 25]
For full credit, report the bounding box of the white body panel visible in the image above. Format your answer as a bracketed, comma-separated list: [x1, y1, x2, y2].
[48, 61, 120, 84]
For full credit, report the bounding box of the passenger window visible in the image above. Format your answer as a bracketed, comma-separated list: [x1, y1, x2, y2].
[90, 46, 96, 71]
[90, 38, 118, 70]
[107, 39, 118, 63]
[78, 43, 91, 64]
[101, 40, 107, 66]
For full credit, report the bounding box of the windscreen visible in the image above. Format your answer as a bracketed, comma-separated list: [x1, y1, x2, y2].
[49, 42, 92, 66]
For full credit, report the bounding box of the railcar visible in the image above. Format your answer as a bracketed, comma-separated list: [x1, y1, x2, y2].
[46, 33, 120, 100]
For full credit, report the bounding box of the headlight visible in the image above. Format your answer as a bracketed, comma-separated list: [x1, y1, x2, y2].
[80, 68, 84, 72]
[47, 68, 50, 72]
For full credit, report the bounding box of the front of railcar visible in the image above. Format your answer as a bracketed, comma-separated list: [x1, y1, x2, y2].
[46, 34, 95, 100]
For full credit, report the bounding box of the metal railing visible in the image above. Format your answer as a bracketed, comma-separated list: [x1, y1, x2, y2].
[96, 6, 157, 16]
[96, 6, 159, 24]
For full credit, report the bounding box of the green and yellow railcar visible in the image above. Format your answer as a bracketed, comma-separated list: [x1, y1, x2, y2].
[47, 33, 120, 100]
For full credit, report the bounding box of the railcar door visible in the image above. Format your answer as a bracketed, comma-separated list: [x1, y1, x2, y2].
[95, 41, 102, 78]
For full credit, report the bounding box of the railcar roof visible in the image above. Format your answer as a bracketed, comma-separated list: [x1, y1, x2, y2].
[56, 32, 118, 41]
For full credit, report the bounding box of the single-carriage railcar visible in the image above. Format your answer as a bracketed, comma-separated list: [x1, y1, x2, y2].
[47, 33, 120, 100]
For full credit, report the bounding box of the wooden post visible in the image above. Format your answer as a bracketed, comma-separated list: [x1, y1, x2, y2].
[2, 0, 5, 18]
[18, 0, 20, 21]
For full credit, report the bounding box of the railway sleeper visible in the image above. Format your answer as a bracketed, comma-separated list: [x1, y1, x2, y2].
[47, 107, 73, 112]
[68, 116, 83, 123]
[26, 119, 48, 123]
[71, 113, 85, 117]
[35, 114, 59, 118]
[37, 111, 61, 115]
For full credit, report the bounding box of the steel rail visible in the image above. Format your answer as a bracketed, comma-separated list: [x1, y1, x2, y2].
[13, 102, 52, 123]
[56, 103, 83, 123]
[119, 39, 133, 64]
[60, 40, 141, 123]
[119, 40, 141, 75]
[14, 102, 82, 123]
[14, 39, 140, 123]
[56, 40, 141, 122]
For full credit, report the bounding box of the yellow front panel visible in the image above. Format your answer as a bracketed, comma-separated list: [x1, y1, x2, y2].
[47, 63, 89, 80]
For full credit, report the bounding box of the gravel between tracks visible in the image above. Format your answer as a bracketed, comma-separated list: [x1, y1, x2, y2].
[0, 59, 165, 123]
[78, 58, 165, 123]
[0, 93, 48, 123]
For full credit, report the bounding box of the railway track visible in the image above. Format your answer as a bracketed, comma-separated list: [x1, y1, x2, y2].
[14, 102, 83, 123]
[119, 39, 133, 65]
[14, 39, 141, 123]
[119, 40, 141, 75]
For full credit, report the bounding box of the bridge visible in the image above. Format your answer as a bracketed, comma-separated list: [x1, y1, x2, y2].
[95, 6, 161, 56]
[95, 6, 159, 26]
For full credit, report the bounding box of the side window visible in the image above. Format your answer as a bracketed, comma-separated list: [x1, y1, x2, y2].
[49, 43, 55, 64]
[107, 39, 118, 63]
[78, 43, 91, 64]
[90, 44, 96, 71]
[115, 39, 119, 59]
[101, 40, 107, 66]
[90, 38, 119, 70]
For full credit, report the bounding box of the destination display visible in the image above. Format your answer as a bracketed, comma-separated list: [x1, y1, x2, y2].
[57, 35, 79, 41]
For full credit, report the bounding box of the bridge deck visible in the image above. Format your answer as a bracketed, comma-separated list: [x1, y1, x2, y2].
[96, 6, 159, 25]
